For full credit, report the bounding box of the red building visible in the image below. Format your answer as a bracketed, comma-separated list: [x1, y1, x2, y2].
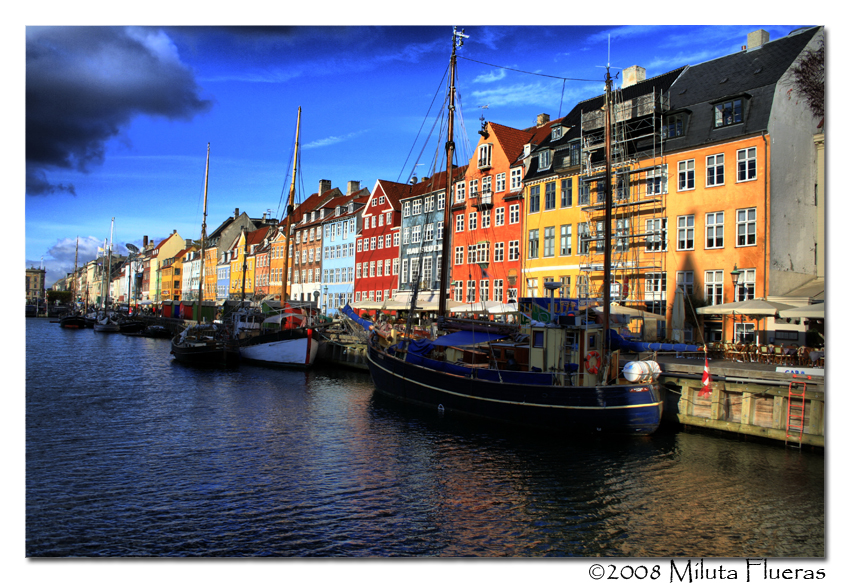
[354, 179, 406, 305]
[449, 120, 543, 304]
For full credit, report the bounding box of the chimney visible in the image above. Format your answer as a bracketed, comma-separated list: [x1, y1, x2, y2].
[536, 113, 550, 127]
[347, 180, 360, 195]
[623, 65, 646, 88]
[173, 229, 177, 234]
[143, 236, 148, 248]
[747, 29, 769, 50]
[234, 208, 240, 218]
[319, 179, 332, 194]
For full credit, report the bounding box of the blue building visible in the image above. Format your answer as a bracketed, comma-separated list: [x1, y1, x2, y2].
[320, 186, 369, 316]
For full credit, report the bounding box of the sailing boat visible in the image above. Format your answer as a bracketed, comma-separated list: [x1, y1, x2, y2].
[235, 107, 320, 367]
[171, 143, 240, 366]
[59, 237, 87, 329]
[363, 28, 663, 435]
[93, 219, 121, 332]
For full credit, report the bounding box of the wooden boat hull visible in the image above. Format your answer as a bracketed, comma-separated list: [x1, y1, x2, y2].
[239, 328, 319, 368]
[170, 336, 239, 367]
[59, 315, 87, 329]
[366, 344, 662, 434]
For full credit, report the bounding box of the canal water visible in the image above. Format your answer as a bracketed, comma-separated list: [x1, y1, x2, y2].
[25, 318, 825, 558]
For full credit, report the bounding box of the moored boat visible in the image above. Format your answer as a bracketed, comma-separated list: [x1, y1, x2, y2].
[363, 28, 663, 435]
[235, 308, 320, 367]
[171, 323, 240, 367]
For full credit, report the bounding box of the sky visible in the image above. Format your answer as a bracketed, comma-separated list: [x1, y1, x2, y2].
[20, 13, 823, 288]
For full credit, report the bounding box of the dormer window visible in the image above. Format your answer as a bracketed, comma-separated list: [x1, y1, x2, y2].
[523, 144, 531, 157]
[539, 150, 551, 169]
[478, 143, 492, 169]
[311, 211, 315, 222]
[552, 126, 563, 141]
[335, 206, 341, 216]
[714, 99, 743, 127]
[662, 113, 686, 139]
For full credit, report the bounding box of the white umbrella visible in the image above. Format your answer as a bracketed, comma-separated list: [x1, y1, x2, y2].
[778, 303, 825, 319]
[696, 298, 796, 316]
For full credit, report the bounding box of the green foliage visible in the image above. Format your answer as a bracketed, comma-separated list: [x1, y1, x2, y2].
[47, 290, 71, 304]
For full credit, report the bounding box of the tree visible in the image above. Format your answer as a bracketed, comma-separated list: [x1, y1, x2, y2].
[47, 290, 71, 304]
[789, 38, 824, 120]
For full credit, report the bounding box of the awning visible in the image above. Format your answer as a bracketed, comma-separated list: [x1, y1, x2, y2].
[431, 330, 507, 347]
[778, 302, 825, 319]
[696, 298, 796, 316]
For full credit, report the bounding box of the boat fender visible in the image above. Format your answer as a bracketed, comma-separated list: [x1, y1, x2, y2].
[585, 351, 601, 374]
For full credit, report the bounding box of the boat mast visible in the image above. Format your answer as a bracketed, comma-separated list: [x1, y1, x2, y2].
[601, 68, 614, 355]
[280, 106, 301, 305]
[437, 27, 467, 323]
[73, 237, 78, 309]
[106, 217, 114, 312]
[198, 143, 210, 324]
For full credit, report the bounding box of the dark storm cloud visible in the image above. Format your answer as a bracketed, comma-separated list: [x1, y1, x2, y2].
[26, 26, 212, 196]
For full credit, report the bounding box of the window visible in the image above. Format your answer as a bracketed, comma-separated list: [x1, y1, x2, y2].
[544, 182, 556, 210]
[392, 258, 399, 275]
[737, 147, 757, 182]
[411, 225, 421, 244]
[538, 150, 551, 169]
[469, 179, 478, 199]
[466, 280, 476, 303]
[561, 179, 572, 207]
[677, 215, 694, 250]
[615, 218, 630, 252]
[378, 213, 384, 227]
[559, 276, 571, 297]
[424, 196, 434, 213]
[401, 259, 408, 284]
[678, 159, 695, 191]
[384, 259, 390, 278]
[508, 240, 520, 261]
[662, 113, 684, 139]
[578, 223, 591, 255]
[543, 227, 555, 257]
[369, 262, 375, 277]
[704, 270, 724, 305]
[734, 322, 755, 343]
[569, 141, 581, 166]
[494, 279, 504, 302]
[470, 242, 489, 263]
[596, 220, 605, 252]
[645, 272, 666, 296]
[422, 257, 432, 286]
[393, 232, 400, 247]
[560, 224, 572, 256]
[736, 208, 756, 246]
[370, 237, 376, 250]
[481, 209, 490, 229]
[646, 165, 667, 195]
[706, 154, 724, 186]
[509, 204, 520, 224]
[385, 234, 391, 248]
[377, 236, 383, 249]
[412, 199, 422, 215]
[468, 212, 477, 231]
[478, 144, 492, 169]
[453, 281, 463, 302]
[455, 214, 464, 232]
[494, 242, 504, 262]
[528, 229, 539, 258]
[437, 192, 445, 210]
[552, 126, 563, 141]
[510, 168, 522, 190]
[425, 223, 434, 241]
[455, 246, 464, 265]
[495, 207, 505, 226]
[578, 181, 591, 205]
[356, 239, 362, 253]
[734, 268, 756, 301]
[676, 271, 694, 295]
[403, 202, 411, 217]
[356, 263, 362, 279]
[480, 279, 490, 302]
[496, 173, 506, 192]
[705, 212, 724, 249]
[377, 261, 383, 277]
[526, 278, 538, 298]
[402, 228, 410, 245]
[714, 99, 742, 127]
[481, 176, 492, 197]
[436, 222, 443, 240]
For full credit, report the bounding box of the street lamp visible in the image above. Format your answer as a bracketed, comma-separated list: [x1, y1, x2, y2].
[730, 264, 742, 342]
[323, 285, 328, 315]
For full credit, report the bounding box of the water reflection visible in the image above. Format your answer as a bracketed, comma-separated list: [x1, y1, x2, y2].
[26, 319, 823, 557]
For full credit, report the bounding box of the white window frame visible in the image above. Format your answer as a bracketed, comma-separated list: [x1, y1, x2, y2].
[705, 211, 724, 249]
[737, 147, 757, 182]
[736, 208, 757, 247]
[677, 215, 695, 251]
[706, 154, 725, 187]
[704, 270, 724, 306]
[678, 159, 695, 191]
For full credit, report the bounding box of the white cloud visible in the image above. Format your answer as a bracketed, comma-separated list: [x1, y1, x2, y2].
[302, 130, 369, 150]
[474, 69, 507, 83]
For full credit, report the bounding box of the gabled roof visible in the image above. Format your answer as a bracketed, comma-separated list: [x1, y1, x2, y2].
[665, 26, 820, 151]
[486, 122, 535, 167]
[397, 164, 469, 201]
[322, 188, 371, 222]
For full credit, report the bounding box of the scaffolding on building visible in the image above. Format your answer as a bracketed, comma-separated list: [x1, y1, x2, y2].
[577, 84, 670, 320]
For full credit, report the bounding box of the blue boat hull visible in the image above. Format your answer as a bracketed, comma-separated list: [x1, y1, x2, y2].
[366, 345, 662, 434]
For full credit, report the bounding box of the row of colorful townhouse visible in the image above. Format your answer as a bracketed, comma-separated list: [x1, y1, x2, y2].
[52, 28, 824, 344]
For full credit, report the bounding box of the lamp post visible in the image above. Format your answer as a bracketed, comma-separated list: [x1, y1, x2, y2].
[323, 285, 328, 315]
[730, 264, 742, 342]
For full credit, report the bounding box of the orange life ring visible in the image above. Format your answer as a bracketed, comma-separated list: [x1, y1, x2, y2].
[585, 351, 601, 374]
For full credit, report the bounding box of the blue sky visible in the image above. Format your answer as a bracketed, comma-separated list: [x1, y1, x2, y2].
[22, 17, 816, 287]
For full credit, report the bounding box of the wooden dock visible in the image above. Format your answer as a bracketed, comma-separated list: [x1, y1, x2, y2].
[649, 353, 824, 447]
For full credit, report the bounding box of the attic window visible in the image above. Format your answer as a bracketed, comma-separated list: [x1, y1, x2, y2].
[335, 206, 341, 216]
[552, 126, 563, 140]
[714, 98, 743, 127]
[538, 149, 551, 169]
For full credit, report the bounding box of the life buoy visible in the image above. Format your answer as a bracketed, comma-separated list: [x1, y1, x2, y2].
[585, 351, 601, 374]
